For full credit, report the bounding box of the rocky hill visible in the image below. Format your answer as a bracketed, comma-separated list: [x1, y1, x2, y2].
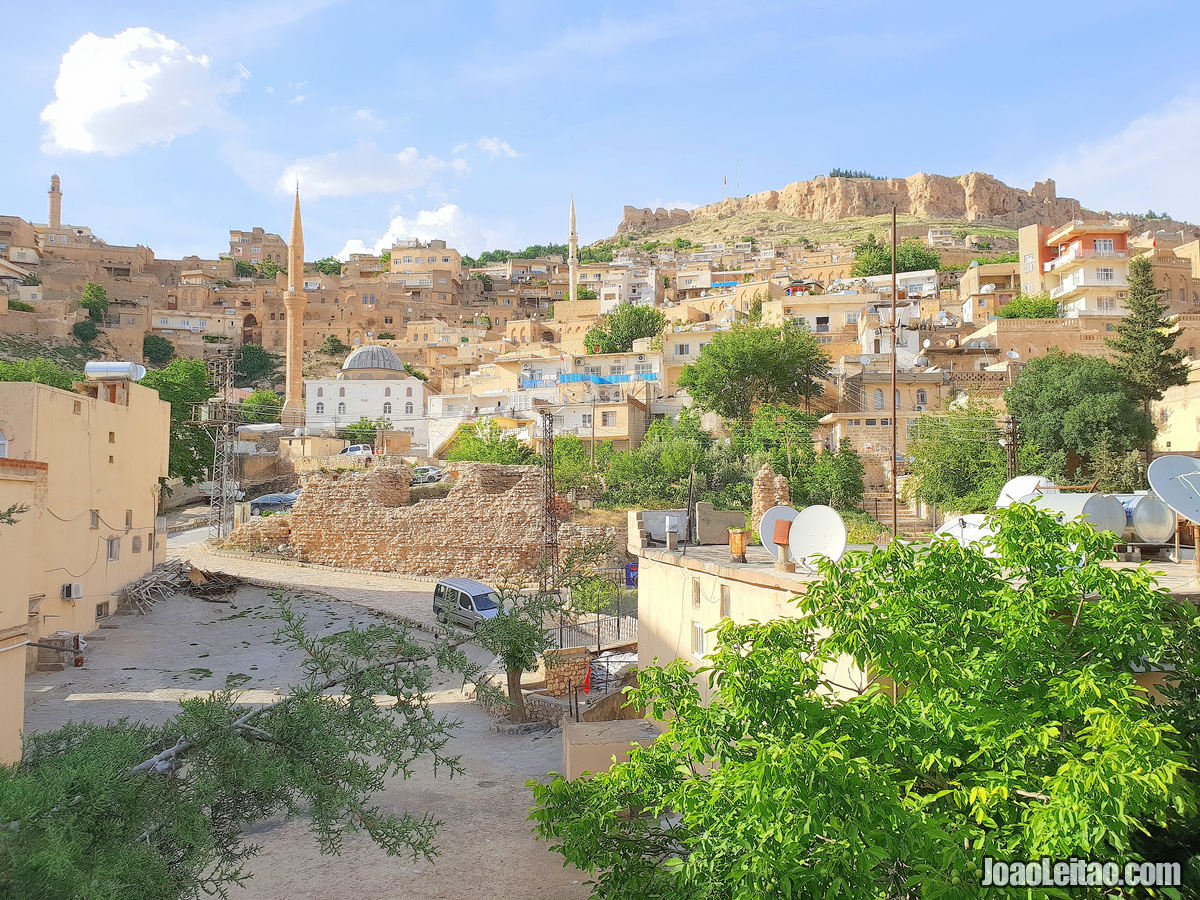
[617, 172, 1088, 236]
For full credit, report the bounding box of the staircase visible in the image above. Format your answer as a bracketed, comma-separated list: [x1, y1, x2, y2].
[860, 490, 935, 539]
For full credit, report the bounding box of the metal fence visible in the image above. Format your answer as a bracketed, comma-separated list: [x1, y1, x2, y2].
[548, 613, 638, 652]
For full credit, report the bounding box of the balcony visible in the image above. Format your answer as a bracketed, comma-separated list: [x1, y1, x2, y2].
[1050, 275, 1128, 301]
[1045, 247, 1128, 273]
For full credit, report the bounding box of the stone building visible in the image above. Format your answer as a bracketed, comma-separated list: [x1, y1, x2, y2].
[228, 226, 288, 265]
[305, 346, 429, 452]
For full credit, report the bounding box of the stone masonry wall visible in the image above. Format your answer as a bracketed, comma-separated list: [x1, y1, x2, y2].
[223, 462, 618, 579]
[751, 463, 790, 534]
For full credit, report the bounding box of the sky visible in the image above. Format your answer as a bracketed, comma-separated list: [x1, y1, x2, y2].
[2, 1, 1199, 260]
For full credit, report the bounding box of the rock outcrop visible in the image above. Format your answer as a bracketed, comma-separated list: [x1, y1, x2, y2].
[615, 172, 1089, 236]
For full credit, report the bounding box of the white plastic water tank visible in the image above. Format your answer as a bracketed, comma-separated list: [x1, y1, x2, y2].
[84, 361, 146, 381]
[1017, 492, 1127, 535]
[1113, 493, 1176, 544]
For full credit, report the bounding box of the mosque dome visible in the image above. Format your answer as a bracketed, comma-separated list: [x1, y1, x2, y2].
[341, 345, 405, 373]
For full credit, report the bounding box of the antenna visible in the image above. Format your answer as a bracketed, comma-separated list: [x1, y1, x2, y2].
[757, 504, 799, 560]
[787, 505, 848, 572]
[1148, 455, 1200, 524]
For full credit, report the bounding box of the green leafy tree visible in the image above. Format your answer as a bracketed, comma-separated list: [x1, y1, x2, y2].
[584, 303, 666, 354]
[803, 438, 865, 511]
[446, 419, 536, 465]
[1005, 350, 1154, 471]
[0, 358, 81, 390]
[376, 331, 396, 340]
[0, 592, 486, 899]
[6, 300, 34, 312]
[142, 334, 175, 367]
[141, 358, 216, 485]
[233, 343, 277, 387]
[341, 416, 392, 445]
[995, 292, 1058, 319]
[311, 256, 342, 276]
[553, 433, 597, 493]
[732, 403, 818, 484]
[79, 282, 109, 321]
[850, 236, 940, 277]
[71, 320, 98, 343]
[256, 259, 286, 279]
[1106, 255, 1189, 434]
[379, 250, 391, 267]
[402, 362, 429, 382]
[573, 286, 598, 301]
[18, 272, 41, 286]
[672, 238, 696, 251]
[580, 244, 614, 264]
[531, 506, 1190, 897]
[476, 314, 493, 330]
[321, 335, 351, 356]
[677, 323, 830, 422]
[233, 259, 255, 278]
[241, 389, 282, 423]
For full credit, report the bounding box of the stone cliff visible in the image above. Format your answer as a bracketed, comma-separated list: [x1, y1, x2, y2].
[615, 172, 1088, 235]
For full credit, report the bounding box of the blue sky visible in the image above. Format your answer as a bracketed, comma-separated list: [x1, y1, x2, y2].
[3, 0, 1198, 259]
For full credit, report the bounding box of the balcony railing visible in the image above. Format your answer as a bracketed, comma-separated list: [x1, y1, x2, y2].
[1049, 276, 1128, 300]
[1046, 247, 1128, 272]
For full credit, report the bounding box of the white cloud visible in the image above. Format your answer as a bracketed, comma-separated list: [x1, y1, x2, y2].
[1041, 91, 1200, 222]
[337, 204, 491, 258]
[452, 141, 468, 154]
[353, 108, 384, 128]
[477, 136, 519, 158]
[278, 143, 469, 199]
[41, 27, 243, 155]
[288, 94, 306, 104]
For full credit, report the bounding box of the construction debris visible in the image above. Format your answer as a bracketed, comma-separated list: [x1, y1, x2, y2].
[118, 559, 244, 614]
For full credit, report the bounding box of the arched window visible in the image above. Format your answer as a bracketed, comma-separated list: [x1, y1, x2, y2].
[916, 389, 927, 405]
[384, 387, 391, 397]
[873, 388, 884, 409]
[315, 402, 324, 414]
[337, 402, 346, 415]
[404, 402, 414, 415]
[406, 386, 413, 397]
[0, 430, 7, 459]
[383, 402, 392, 415]
[316, 387, 323, 397]
[338, 387, 345, 397]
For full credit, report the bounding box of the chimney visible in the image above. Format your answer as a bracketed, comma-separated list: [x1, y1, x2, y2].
[48, 174, 62, 230]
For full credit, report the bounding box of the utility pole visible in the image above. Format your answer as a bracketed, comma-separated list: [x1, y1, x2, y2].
[1004, 415, 1020, 481]
[890, 205, 899, 541]
[540, 409, 559, 589]
[193, 349, 238, 540]
[590, 397, 596, 466]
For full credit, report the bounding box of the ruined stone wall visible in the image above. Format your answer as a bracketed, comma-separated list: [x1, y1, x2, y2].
[751, 463, 790, 534]
[223, 462, 619, 578]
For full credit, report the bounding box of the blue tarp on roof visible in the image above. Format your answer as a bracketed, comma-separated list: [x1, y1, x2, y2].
[558, 373, 659, 385]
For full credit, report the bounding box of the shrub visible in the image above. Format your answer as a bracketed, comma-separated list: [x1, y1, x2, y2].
[72, 320, 99, 343]
[142, 334, 175, 367]
[7, 300, 34, 312]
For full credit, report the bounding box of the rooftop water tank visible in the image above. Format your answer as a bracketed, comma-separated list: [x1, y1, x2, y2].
[1113, 493, 1176, 544]
[84, 361, 146, 381]
[1017, 492, 1126, 535]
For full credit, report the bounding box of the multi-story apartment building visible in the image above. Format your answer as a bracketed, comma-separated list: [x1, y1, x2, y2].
[228, 226, 288, 264]
[958, 262, 1020, 324]
[1019, 220, 1131, 317]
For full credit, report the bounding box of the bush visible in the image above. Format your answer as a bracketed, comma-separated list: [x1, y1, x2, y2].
[79, 282, 109, 321]
[72, 320, 99, 343]
[234, 343, 276, 386]
[376, 331, 396, 340]
[321, 335, 351, 355]
[7, 300, 34, 312]
[142, 334, 175, 367]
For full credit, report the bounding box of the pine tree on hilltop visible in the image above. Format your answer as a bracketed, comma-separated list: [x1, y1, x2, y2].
[1105, 255, 1189, 456]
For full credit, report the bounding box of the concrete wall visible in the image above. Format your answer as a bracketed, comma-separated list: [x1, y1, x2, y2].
[561, 719, 664, 779]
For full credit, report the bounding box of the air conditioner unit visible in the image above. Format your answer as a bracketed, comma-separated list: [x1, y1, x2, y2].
[637, 354, 646, 362]
[914, 404, 926, 412]
[61, 582, 84, 600]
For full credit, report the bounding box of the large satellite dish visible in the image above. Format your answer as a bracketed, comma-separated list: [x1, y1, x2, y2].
[787, 505, 848, 571]
[997, 475, 1057, 508]
[757, 505, 799, 560]
[1148, 456, 1200, 524]
[934, 514, 998, 555]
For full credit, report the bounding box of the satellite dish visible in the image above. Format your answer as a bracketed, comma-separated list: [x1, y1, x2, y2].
[997, 475, 1057, 508]
[915, 355, 929, 367]
[922, 338, 931, 349]
[1018, 492, 1127, 535]
[859, 354, 871, 366]
[788, 505, 848, 571]
[1006, 349, 1020, 360]
[946, 339, 957, 349]
[757, 504, 800, 560]
[1148, 455, 1200, 524]
[934, 514, 997, 555]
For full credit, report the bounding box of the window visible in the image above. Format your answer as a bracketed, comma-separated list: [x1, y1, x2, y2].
[1023, 253, 1035, 273]
[404, 256, 412, 263]
[384, 316, 393, 324]
[720, 585, 732, 619]
[1094, 238, 1114, 253]
[0, 430, 6, 459]
[873, 388, 884, 409]
[844, 311, 859, 325]
[125, 509, 132, 529]
[383, 402, 392, 414]
[384, 387, 391, 397]
[337, 402, 346, 415]
[1096, 267, 1115, 283]
[339, 387, 345, 397]
[316, 387, 323, 397]
[106, 537, 120, 561]
[108, 431, 116, 444]
[581, 413, 593, 428]
[315, 402, 325, 414]
[96, 602, 110, 619]
[404, 402, 414, 414]
[458, 591, 472, 611]
[405, 387, 413, 397]
[692, 580, 701, 608]
[690, 621, 706, 657]
[90, 510, 99, 529]
[677, 343, 690, 356]
[602, 411, 617, 427]
[73, 401, 81, 415]
[916, 389, 927, 405]
[132, 535, 142, 553]
[978, 297, 987, 307]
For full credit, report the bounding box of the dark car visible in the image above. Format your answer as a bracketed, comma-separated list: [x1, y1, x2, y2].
[250, 490, 301, 516]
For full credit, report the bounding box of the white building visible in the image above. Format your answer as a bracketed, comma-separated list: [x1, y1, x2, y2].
[305, 345, 429, 452]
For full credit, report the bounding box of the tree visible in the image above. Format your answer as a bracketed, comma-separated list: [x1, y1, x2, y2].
[233, 343, 277, 387]
[71, 320, 98, 343]
[0, 358, 81, 390]
[7, 300, 34, 312]
[233, 259, 255, 278]
[574, 286, 598, 301]
[403, 362, 429, 382]
[79, 282, 109, 321]
[530, 506, 1190, 897]
[584, 303, 666, 354]
[850, 236, 940, 277]
[0, 592, 487, 899]
[257, 259, 285, 280]
[995, 292, 1058, 319]
[1106, 255, 1189, 437]
[341, 416, 392, 445]
[141, 358, 215, 486]
[321, 335, 351, 356]
[376, 331, 396, 340]
[18, 272, 41, 286]
[241, 389, 282, 423]
[142, 334, 175, 367]
[553, 433, 597, 493]
[677, 323, 830, 422]
[379, 250, 391, 267]
[312, 256, 342, 276]
[803, 438, 865, 511]
[447, 419, 536, 465]
[1005, 350, 1154, 468]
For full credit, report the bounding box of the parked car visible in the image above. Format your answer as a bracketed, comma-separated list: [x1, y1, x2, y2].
[433, 578, 501, 631]
[410, 465, 444, 485]
[197, 481, 246, 501]
[249, 490, 301, 516]
[340, 444, 374, 456]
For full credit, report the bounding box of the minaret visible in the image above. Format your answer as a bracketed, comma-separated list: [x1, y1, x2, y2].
[48, 175, 62, 230]
[282, 185, 306, 426]
[567, 195, 578, 304]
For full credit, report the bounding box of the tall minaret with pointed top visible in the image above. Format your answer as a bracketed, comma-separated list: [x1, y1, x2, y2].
[48, 174, 62, 230]
[567, 195, 578, 304]
[282, 185, 306, 426]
